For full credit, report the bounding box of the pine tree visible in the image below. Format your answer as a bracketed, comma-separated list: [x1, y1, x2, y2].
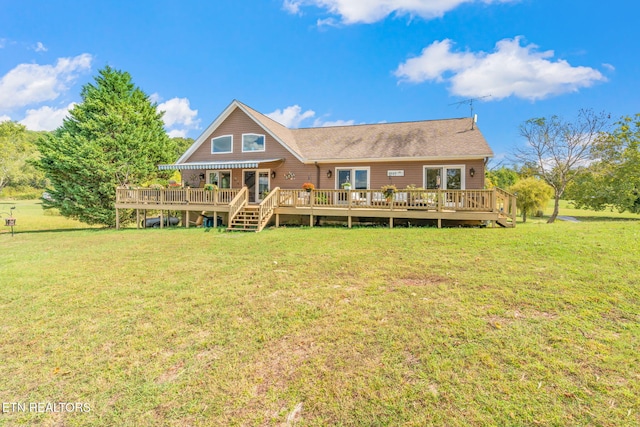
[37, 66, 176, 226]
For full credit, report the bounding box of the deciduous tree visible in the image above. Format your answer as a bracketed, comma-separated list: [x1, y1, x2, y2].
[567, 114, 640, 213]
[510, 177, 553, 223]
[37, 66, 176, 226]
[485, 165, 519, 189]
[0, 122, 39, 195]
[514, 110, 610, 223]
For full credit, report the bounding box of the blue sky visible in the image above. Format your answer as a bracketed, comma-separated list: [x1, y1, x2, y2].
[1, 0, 637, 163]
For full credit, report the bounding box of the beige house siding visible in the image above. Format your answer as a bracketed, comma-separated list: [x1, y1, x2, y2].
[185, 108, 302, 164]
[317, 159, 485, 190]
[182, 108, 313, 189]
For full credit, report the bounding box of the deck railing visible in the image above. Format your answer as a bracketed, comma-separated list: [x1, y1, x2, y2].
[116, 187, 514, 218]
[258, 187, 280, 231]
[277, 189, 497, 212]
[495, 188, 517, 223]
[116, 187, 241, 205]
[228, 187, 248, 223]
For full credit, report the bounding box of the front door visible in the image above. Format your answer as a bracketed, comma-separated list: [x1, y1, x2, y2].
[244, 170, 270, 203]
[244, 171, 256, 203]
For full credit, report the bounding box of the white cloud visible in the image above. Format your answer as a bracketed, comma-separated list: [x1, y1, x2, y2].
[34, 42, 47, 52]
[313, 118, 355, 127]
[283, 0, 301, 14]
[284, 0, 517, 24]
[602, 63, 615, 72]
[266, 105, 315, 128]
[149, 92, 162, 103]
[0, 115, 10, 122]
[167, 129, 188, 138]
[266, 104, 356, 128]
[157, 97, 200, 137]
[157, 97, 198, 127]
[19, 103, 74, 131]
[0, 53, 92, 112]
[395, 37, 607, 100]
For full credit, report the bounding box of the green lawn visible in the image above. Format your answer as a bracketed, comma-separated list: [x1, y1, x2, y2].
[0, 201, 638, 426]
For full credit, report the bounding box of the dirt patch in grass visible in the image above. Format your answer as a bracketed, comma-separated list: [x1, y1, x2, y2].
[397, 274, 449, 287]
[156, 361, 185, 384]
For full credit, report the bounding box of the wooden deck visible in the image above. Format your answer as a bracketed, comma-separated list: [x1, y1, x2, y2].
[115, 187, 516, 230]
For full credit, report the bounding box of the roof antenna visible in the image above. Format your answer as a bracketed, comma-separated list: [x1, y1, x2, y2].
[448, 95, 491, 130]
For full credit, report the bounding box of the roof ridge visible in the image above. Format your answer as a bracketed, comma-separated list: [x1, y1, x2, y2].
[293, 116, 472, 131]
[234, 100, 306, 159]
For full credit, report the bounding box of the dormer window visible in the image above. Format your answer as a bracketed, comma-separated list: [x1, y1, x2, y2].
[242, 133, 265, 152]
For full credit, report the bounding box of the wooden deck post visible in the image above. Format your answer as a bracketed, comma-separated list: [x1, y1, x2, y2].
[276, 213, 280, 228]
[348, 215, 352, 228]
[136, 209, 140, 229]
[310, 214, 314, 228]
[116, 208, 120, 230]
[389, 217, 394, 229]
[185, 211, 189, 228]
[160, 210, 164, 229]
[492, 188, 497, 212]
[213, 210, 218, 227]
[437, 218, 441, 229]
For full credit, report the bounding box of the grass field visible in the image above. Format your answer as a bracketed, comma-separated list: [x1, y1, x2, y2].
[0, 201, 638, 426]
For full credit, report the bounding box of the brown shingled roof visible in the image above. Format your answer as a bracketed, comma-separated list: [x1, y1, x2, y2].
[290, 118, 493, 161]
[179, 100, 493, 165]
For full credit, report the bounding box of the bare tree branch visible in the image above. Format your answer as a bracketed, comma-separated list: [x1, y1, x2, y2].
[513, 110, 610, 223]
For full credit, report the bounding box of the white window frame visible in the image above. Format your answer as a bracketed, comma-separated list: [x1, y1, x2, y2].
[206, 170, 232, 188]
[335, 167, 371, 189]
[423, 165, 466, 190]
[211, 135, 233, 154]
[242, 169, 270, 203]
[241, 133, 266, 153]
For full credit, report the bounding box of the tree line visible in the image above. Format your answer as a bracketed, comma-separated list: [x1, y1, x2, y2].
[488, 110, 639, 223]
[1, 65, 638, 226]
[0, 66, 192, 225]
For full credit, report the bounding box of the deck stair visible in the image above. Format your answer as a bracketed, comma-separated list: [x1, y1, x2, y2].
[496, 215, 515, 228]
[228, 205, 260, 231]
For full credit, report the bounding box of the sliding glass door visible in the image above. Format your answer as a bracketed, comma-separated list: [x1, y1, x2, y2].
[336, 167, 369, 204]
[424, 166, 464, 190]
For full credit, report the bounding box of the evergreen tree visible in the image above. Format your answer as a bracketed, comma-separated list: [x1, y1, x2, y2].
[37, 66, 176, 226]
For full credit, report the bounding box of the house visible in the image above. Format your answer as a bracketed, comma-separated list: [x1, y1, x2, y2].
[115, 100, 516, 230]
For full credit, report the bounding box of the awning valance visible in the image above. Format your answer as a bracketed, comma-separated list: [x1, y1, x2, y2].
[158, 159, 283, 171]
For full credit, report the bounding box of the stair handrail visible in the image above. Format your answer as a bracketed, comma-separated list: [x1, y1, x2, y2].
[257, 187, 280, 232]
[495, 187, 517, 225]
[228, 186, 248, 224]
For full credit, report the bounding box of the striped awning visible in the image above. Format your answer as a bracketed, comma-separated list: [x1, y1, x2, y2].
[158, 159, 283, 171]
